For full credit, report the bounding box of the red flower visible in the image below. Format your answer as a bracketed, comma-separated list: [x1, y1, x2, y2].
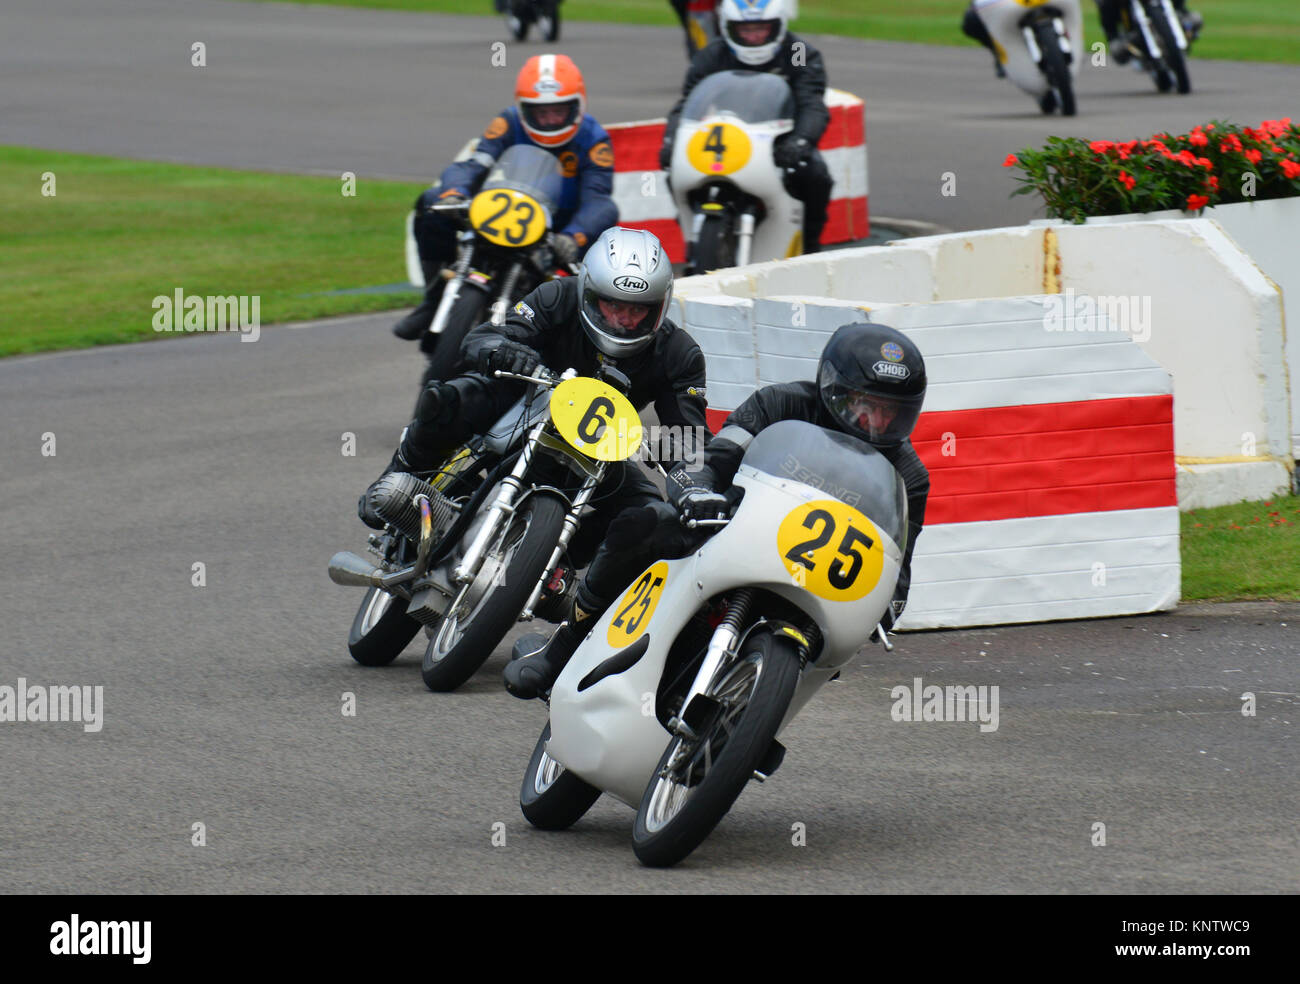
[1089, 140, 1116, 155]
[1207, 175, 1220, 192]
[1197, 156, 1214, 170]
[1176, 150, 1198, 167]
[1219, 135, 1243, 153]
[1244, 148, 1263, 164]
[1118, 171, 1136, 190]
[1280, 159, 1300, 179]
[1003, 153, 1018, 167]
[1189, 130, 1209, 148]
[1187, 194, 1210, 211]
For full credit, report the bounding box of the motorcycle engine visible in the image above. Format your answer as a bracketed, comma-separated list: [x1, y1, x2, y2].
[362, 472, 457, 545]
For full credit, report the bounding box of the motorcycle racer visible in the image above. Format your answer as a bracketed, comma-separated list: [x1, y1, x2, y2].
[659, 0, 834, 254]
[1095, 0, 1202, 65]
[505, 322, 930, 700]
[362, 227, 708, 590]
[394, 54, 619, 345]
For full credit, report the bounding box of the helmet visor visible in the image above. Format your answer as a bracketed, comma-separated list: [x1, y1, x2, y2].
[818, 361, 923, 446]
[521, 98, 581, 135]
[725, 18, 781, 48]
[582, 288, 661, 342]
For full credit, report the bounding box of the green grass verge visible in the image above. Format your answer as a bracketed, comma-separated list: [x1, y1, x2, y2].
[1181, 494, 1300, 601]
[1, 145, 422, 357]
[236, 0, 1300, 65]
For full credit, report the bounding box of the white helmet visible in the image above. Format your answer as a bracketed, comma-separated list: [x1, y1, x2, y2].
[718, 0, 792, 67]
[578, 228, 674, 359]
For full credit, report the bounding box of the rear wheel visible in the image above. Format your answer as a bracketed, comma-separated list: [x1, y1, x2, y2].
[421, 493, 568, 692]
[632, 630, 802, 867]
[1151, 6, 1191, 94]
[520, 723, 601, 829]
[1035, 22, 1076, 117]
[347, 536, 420, 666]
[537, 0, 560, 42]
[690, 213, 736, 274]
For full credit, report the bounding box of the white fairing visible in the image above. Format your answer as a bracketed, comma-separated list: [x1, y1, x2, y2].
[546, 465, 902, 807]
[669, 117, 803, 267]
[975, 0, 1084, 99]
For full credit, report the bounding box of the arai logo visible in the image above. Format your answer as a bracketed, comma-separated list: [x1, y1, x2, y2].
[873, 361, 910, 379]
[613, 275, 649, 292]
[534, 78, 562, 93]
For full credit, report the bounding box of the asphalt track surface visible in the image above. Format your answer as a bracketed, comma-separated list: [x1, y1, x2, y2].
[2, 0, 1299, 894]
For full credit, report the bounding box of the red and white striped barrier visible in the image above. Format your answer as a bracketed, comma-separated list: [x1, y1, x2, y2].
[606, 88, 869, 263]
[682, 293, 1179, 629]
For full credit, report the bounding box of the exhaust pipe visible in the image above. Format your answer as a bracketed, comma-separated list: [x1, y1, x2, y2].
[328, 551, 390, 588]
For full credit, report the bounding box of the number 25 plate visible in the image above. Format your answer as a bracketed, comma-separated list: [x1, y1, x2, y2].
[776, 500, 884, 602]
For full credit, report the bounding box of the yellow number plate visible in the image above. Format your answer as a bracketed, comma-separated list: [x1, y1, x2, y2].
[607, 561, 669, 648]
[686, 122, 752, 176]
[549, 377, 643, 462]
[469, 189, 548, 248]
[776, 500, 884, 602]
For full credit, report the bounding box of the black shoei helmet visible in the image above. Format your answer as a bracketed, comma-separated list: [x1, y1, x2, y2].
[817, 323, 926, 448]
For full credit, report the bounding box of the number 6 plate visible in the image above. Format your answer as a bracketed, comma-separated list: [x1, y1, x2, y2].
[776, 500, 884, 602]
[549, 377, 643, 462]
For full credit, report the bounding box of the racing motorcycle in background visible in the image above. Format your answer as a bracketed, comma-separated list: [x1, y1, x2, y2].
[405, 144, 576, 384]
[495, 0, 561, 42]
[330, 364, 646, 693]
[1115, 0, 1192, 94]
[517, 420, 907, 866]
[666, 70, 806, 273]
[973, 0, 1083, 116]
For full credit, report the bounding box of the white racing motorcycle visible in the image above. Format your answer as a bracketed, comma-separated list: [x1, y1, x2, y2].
[974, 0, 1083, 116]
[667, 70, 805, 273]
[518, 419, 906, 867]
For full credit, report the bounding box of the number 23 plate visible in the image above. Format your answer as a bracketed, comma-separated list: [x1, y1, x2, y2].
[777, 500, 884, 602]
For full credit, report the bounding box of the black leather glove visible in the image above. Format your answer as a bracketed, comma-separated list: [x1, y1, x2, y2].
[550, 233, 580, 266]
[670, 469, 729, 524]
[480, 340, 541, 376]
[773, 135, 811, 170]
[659, 139, 674, 171]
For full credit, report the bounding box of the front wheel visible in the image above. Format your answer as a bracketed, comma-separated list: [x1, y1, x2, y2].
[632, 630, 802, 867]
[1151, 7, 1191, 94]
[537, 0, 560, 42]
[1035, 22, 1076, 117]
[421, 285, 488, 386]
[520, 722, 601, 829]
[421, 493, 568, 692]
[690, 213, 736, 274]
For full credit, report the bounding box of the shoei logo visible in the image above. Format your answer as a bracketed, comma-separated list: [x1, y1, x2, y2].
[873, 361, 910, 379]
[613, 275, 649, 293]
[880, 341, 904, 362]
[534, 78, 561, 93]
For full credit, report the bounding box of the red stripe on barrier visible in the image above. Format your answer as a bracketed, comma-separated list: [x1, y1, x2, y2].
[703, 395, 1175, 521]
[608, 122, 668, 173]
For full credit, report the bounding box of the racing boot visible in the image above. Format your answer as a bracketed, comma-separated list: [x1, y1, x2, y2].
[356, 383, 458, 528]
[357, 445, 414, 529]
[392, 268, 445, 340]
[503, 597, 600, 700]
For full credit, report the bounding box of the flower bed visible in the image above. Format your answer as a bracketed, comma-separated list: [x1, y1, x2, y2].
[1005, 118, 1300, 223]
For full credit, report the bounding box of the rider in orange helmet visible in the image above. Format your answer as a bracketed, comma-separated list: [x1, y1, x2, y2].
[395, 54, 619, 349]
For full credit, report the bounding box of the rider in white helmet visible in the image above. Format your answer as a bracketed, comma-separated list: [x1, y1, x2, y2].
[660, 0, 834, 254]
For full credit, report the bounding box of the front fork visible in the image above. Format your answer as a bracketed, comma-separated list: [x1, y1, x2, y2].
[519, 468, 604, 620]
[489, 261, 524, 326]
[452, 422, 542, 584]
[429, 231, 476, 336]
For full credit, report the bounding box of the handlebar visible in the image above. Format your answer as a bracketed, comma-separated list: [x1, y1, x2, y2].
[684, 517, 731, 529]
[492, 366, 563, 387]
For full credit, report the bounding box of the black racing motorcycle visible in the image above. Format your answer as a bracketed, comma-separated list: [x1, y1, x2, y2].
[410, 143, 575, 384]
[1118, 0, 1192, 94]
[497, 0, 561, 43]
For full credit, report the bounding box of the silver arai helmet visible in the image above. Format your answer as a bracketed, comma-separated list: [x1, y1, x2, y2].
[577, 227, 674, 359]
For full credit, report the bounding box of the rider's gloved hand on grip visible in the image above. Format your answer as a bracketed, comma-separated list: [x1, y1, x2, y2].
[670, 468, 728, 524]
[480, 340, 541, 377]
[773, 135, 811, 170]
[550, 233, 580, 266]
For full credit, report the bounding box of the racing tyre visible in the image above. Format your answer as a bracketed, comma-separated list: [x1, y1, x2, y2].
[421, 493, 567, 692]
[1151, 8, 1191, 94]
[520, 722, 601, 829]
[538, 0, 560, 42]
[506, 1, 529, 41]
[348, 537, 422, 666]
[632, 629, 802, 867]
[1035, 22, 1076, 116]
[690, 213, 736, 274]
[421, 286, 488, 386]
